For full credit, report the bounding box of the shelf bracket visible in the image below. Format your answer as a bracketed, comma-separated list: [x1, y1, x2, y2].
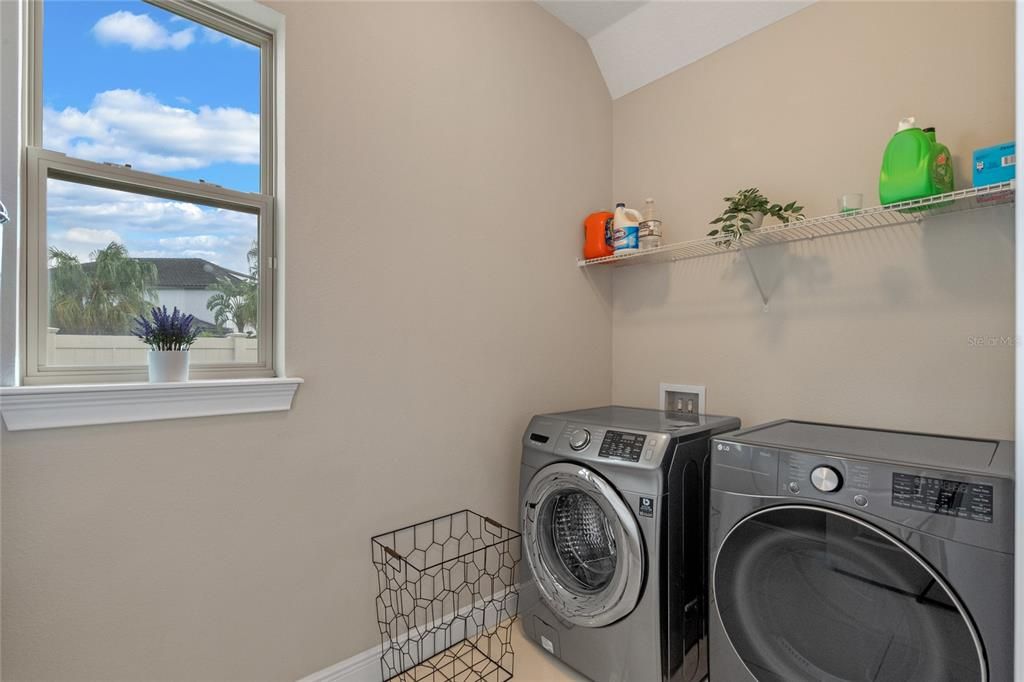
[738, 244, 771, 311]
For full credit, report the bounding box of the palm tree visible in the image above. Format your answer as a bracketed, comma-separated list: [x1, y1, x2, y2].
[48, 243, 157, 334]
[206, 277, 258, 334]
[206, 241, 259, 334]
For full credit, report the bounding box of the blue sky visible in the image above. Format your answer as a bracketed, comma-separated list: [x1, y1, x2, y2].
[44, 0, 260, 273]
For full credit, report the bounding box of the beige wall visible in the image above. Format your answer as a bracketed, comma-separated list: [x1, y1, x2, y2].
[611, 1, 1015, 440]
[0, 3, 612, 679]
[2, 1, 1016, 679]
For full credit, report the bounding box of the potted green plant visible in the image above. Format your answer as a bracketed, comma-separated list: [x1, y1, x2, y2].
[707, 188, 804, 247]
[132, 306, 201, 382]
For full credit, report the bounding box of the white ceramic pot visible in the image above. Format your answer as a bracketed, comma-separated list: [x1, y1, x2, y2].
[746, 211, 765, 230]
[148, 350, 190, 383]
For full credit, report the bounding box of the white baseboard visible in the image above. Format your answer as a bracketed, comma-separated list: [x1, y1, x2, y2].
[297, 581, 536, 682]
[296, 643, 380, 679]
[297, 645, 380, 682]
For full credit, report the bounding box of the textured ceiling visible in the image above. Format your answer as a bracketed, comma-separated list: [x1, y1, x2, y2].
[538, 1, 814, 99]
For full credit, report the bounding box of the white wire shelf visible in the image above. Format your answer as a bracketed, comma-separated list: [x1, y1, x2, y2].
[577, 181, 1015, 268]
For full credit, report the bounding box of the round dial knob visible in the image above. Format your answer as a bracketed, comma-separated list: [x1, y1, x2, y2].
[810, 465, 842, 493]
[568, 428, 591, 451]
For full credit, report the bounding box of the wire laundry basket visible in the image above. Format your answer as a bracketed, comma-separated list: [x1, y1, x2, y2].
[371, 510, 521, 681]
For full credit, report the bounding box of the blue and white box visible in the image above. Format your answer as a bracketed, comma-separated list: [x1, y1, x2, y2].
[973, 142, 1015, 187]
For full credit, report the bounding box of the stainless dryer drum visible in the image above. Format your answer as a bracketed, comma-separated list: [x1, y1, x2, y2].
[521, 462, 644, 627]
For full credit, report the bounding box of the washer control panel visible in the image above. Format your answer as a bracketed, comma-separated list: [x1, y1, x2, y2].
[598, 430, 647, 462]
[554, 423, 665, 466]
[568, 428, 591, 451]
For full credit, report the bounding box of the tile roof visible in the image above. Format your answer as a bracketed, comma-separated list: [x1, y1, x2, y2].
[82, 258, 249, 290]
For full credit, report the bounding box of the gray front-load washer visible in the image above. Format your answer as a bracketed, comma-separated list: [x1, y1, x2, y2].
[520, 406, 740, 682]
[709, 420, 1014, 682]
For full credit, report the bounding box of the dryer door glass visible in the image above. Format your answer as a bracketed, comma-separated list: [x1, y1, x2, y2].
[522, 462, 644, 627]
[714, 506, 984, 682]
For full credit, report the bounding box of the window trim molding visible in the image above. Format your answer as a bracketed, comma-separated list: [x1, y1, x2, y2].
[24, 148, 276, 385]
[0, 0, 26, 387]
[4, 0, 289, 389]
[0, 376, 302, 430]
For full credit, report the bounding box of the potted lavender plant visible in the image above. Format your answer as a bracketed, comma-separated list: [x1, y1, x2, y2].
[132, 306, 201, 382]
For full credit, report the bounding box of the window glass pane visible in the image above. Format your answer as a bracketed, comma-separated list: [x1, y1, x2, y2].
[43, 0, 261, 192]
[46, 177, 259, 367]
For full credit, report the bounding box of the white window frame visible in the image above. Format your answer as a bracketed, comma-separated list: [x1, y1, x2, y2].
[10, 0, 285, 386]
[25, 149, 275, 383]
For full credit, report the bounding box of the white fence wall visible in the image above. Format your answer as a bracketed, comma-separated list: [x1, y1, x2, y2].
[152, 289, 220, 327]
[49, 330, 258, 366]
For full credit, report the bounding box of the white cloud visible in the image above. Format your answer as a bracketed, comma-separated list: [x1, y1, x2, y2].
[200, 27, 255, 49]
[62, 227, 123, 246]
[46, 181, 257, 272]
[44, 89, 259, 173]
[158, 235, 230, 249]
[93, 11, 195, 51]
[135, 248, 220, 261]
[48, 181, 209, 230]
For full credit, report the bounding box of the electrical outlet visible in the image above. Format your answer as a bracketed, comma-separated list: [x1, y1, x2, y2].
[660, 383, 706, 416]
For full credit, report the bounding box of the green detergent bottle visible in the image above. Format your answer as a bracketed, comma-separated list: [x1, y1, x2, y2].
[879, 117, 954, 205]
[923, 126, 954, 196]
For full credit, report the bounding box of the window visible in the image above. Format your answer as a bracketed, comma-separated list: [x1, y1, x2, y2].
[22, 0, 277, 384]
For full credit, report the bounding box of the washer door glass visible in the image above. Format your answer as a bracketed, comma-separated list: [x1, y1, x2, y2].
[714, 506, 984, 682]
[548, 490, 617, 591]
[522, 463, 644, 627]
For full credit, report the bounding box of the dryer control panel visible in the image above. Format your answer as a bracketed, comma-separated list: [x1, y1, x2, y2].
[711, 437, 1013, 554]
[891, 472, 994, 523]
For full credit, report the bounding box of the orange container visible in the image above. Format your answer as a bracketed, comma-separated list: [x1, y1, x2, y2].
[583, 211, 614, 260]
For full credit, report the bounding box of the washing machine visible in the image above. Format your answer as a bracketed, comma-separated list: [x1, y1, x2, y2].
[520, 406, 740, 682]
[709, 420, 1014, 682]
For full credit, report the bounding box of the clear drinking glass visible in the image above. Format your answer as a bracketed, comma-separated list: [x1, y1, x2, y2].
[838, 193, 863, 214]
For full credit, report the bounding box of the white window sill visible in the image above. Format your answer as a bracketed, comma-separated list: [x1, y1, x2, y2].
[0, 377, 303, 431]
